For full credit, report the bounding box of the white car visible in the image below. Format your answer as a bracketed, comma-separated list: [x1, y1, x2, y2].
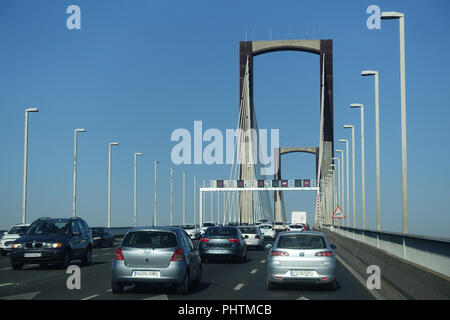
[258, 223, 276, 240]
[181, 224, 201, 240]
[200, 222, 216, 235]
[288, 224, 305, 232]
[0, 224, 30, 256]
[238, 226, 265, 250]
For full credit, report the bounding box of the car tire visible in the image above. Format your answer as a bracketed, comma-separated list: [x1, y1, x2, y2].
[81, 246, 92, 266]
[267, 280, 276, 290]
[59, 249, 71, 269]
[176, 272, 190, 295]
[111, 281, 124, 294]
[12, 263, 23, 270]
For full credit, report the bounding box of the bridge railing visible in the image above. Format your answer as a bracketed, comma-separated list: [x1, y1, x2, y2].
[322, 224, 450, 278]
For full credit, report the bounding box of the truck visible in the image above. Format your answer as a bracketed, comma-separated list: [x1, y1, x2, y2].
[291, 211, 307, 225]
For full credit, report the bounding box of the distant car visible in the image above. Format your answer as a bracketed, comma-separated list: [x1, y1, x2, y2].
[199, 226, 247, 263]
[287, 224, 304, 232]
[200, 222, 216, 235]
[0, 224, 30, 256]
[90, 227, 114, 248]
[266, 231, 337, 290]
[10, 217, 93, 270]
[111, 227, 201, 295]
[181, 225, 201, 240]
[238, 226, 265, 250]
[258, 223, 276, 240]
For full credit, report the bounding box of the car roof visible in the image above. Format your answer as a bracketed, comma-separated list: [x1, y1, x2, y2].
[127, 226, 181, 233]
[278, 231, 325, 237]
[12, 223, 30, 227]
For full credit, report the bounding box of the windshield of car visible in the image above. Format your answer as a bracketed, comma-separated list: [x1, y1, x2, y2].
[277, 235, 327, 250]
[122, 231, 178, 249]
[204, 227, 237, 236]
[258, 225, 272, 229]
[181, 225, 195, 229]
[8, 226, 29, 234]
[27, 220, 70, 236]
[274, 222, 284, 225]
[239, 227, 258, 234]
[289, 225, 303, 229]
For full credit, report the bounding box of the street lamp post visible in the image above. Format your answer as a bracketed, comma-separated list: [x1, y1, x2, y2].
[170, 167, 174, 226]
[133, 153, 143, 227]
[343, 125, 356, 228]
[73, 128, 86, 218]
[351, 104, 366, 229]
[107, 142, 119, 228]
[339, 140, 350, 227]
[336, 150, 345, 223]
[183, 171, 186, 225]
[154, 161, 159, 227]
[381, 11, 408, 233]
[22, 108, 39, 224]
[362, 70, 381, 231]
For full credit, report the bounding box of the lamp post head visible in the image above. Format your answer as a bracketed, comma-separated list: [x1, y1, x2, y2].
[343, 125, 354, 129]
[109, 142, 119, 146]
[135, 152, 143, 157]
[338, 139, 348, 143]
[332, 157, 339, 161]
[381, 11, 404, 20]
[361, 70, 378, 77]
[25, 108, 38, 113]
[350, 103, 363, 109]
[75, 128, 86, 133]
[336, 149, 344, 153]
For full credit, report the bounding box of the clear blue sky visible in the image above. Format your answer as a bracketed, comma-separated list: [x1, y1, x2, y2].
[0, 0, 449, 238]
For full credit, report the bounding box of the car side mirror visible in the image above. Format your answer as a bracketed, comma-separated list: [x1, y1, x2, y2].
[265, 244, 272, 249]
[330, 244, 336, 250]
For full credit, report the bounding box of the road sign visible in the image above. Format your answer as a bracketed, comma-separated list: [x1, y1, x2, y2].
[332, 206, 344, 218]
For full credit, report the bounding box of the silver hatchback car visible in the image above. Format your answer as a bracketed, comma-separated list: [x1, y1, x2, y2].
[111, 227, 201, 294]
[266, 231, 337, 290]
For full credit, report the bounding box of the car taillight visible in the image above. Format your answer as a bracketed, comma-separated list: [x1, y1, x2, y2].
[114, 248, 124, 261]
[228, 238, 239, 243]
[315, 251, 334, 257]
[200, 238, 210, 242]
[271, 250, 289, 256]
[171, 248, 185, 262]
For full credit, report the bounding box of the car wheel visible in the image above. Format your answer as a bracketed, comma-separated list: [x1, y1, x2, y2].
[59, 249, 71, 269]
[267, 280, 276, 290]
[12, 263, 23, 270]
[176, 272, 190, 295]
[111, 281, 124, 294]
[82, 247, 92, 266]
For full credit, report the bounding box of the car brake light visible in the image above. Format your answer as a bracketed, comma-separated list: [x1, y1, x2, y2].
[271, 250, 289, 256]
[228, 238, 239, 243]
[171, 248, 185, 262]
[114, 248, 124, 261]
[200, 238, 210, 242]
[315, 251, 334, 257]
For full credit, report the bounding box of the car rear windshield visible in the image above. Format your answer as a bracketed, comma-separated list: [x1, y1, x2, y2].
[204, 227, 237, 236]
[27, 220, 70, 235]
[122, 231, 178, 249]
[277, 235, 327, 249]
[239, 227, 258, 234]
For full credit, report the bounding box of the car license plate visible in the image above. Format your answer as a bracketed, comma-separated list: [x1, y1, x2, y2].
[24, 253, 41, 258]
[291, 270, 314, 277]
[132, 270, 160, 278]
[209, 250, 227, 253]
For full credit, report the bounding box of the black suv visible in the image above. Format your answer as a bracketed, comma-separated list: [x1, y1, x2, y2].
[10, 217, 93, 270]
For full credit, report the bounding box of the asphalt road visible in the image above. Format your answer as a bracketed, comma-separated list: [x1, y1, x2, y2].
[0, 242, 375, 300]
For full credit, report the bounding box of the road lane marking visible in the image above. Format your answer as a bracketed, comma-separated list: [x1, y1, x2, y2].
[105, 289, 112, 292]
[233, 283, 244, 291]
[0, 267, 12, 271]
[250, 269, 258, 274]
[0, 283, 15, 287]
[296, 296, 310, 300]
[260, 259, 266, 264]
[335, 254, 384, 300]
[81, 294, 99, 300]
[142, 294, 168, 300]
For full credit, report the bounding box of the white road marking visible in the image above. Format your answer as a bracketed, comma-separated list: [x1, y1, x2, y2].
[335, 254, 384, 300]
[81, 294, 99, 300]
[0, 283, 14, 287]
[102, 253, 110, 256]
[260, 259, 266, 264]
[233, 283, 244, 291]
[250, 269, 258, 274]
[142, 294, 168, 300]
[296, 296, 310, 300]
[0, 267, 12, 271]
[105, 289, 112, 292]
